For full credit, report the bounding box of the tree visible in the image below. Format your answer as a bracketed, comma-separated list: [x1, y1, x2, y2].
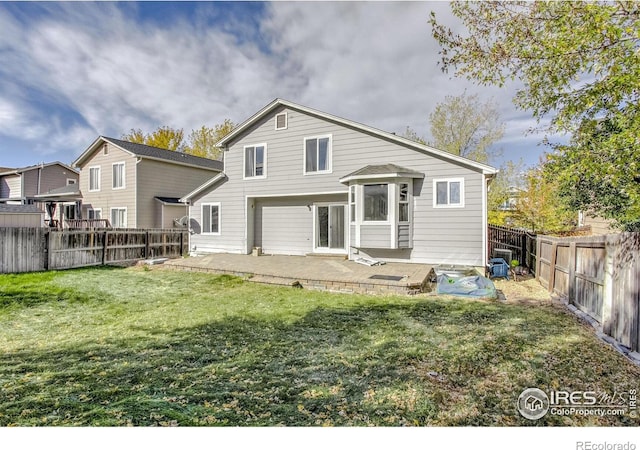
[185, 119, 235, 160]
[428, 92, 504, 163]
[487, 160, 523, 226]
[400, 126, 427, 145]
[123, 126, 185, 152]
[514, 165, 576, 233]
[429, 1, 640, 229]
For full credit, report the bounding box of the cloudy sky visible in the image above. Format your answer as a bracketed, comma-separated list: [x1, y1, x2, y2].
[0, 1, 558, 170]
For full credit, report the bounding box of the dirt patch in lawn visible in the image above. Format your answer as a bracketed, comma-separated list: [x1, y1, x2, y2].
[492, 276, 554, 306]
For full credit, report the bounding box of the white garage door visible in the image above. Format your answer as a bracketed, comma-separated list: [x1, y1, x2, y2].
[255, 199, 313, 255]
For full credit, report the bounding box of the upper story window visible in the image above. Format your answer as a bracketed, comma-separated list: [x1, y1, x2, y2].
[275, 112, 287, 130]
[434, 178, 464, 208]
[112, 162, 125, 189]
[363, 183, 388, 222]
[244, 144, 267, 179]
[89, 166, 100, 192]
[67, 178, 77, 186]
[304, 135, 331, 174]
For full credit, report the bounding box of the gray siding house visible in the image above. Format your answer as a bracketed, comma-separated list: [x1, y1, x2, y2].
[0, 162, 79, 205]
[73, 137, 223, 228]
[182, 99, 497, 266]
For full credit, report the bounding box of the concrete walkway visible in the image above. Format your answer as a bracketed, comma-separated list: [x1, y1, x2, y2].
[163, 253, 433, 295]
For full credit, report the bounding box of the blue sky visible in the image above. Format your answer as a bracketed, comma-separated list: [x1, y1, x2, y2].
[0, 1, 560, 171]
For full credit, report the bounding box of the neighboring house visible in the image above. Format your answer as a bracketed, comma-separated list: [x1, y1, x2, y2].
[578, 211, 617, 235]
[0, 204, 44, 227]
[181, 99, 497, 267]
[0, 162, 79, 205]
[72, 137, 223, 228]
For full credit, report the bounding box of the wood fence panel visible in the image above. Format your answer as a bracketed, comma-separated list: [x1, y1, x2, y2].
[0, 228, 46, 273]
[537, 232, 640, 352]
[1, 227, 189, 274]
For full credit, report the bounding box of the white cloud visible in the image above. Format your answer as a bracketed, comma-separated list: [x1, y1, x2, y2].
[0, 2, 546, 167]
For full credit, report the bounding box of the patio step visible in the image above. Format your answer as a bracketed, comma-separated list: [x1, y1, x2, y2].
[249, 274, 302, 288]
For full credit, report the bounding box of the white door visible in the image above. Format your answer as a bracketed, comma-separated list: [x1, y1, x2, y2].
[314, 204, 346, 253]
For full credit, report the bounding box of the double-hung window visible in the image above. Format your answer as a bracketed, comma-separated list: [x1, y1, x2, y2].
[434, 178, 464, 208]
[110, 207, 127, 228]
[88, 208, 102, 220]
[363, 184, 388, 221]
[399, 183, 409, 222]
[112, 162, 125, 189]
[89, 167, 100, 192]
[202, 203, 220, 234]
[304, 135, 331, 174]
[244, 144, 266, 178]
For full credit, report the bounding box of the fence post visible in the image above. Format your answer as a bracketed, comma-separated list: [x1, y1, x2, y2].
[43, 229, 50, 271]
[548, 242, 558, 294]
[568, 242, 577, 304]
[102, 230, 108, 265]
[535, 237, 542, 282]
[601, 234, 616, 336]
[180, 231, 184, 257]
[145, 231, 150, 259]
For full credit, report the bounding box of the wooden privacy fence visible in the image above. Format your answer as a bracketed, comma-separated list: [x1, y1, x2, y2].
[0, 227, 188, 273]
[537, 232, 640, 352]
[488, 224, 537, 272]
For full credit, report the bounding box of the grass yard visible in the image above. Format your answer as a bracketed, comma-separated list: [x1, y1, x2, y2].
[0, 266, 638, 426]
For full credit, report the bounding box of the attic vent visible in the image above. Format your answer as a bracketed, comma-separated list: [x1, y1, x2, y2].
[275, 112, 287, 130]
[103, 144, 109, 155]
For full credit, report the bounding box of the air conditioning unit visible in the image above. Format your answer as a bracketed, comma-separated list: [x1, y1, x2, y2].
[493, 248, 513, 264]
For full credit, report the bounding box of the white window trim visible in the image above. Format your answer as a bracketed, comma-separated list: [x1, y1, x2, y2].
[275, 112, 287, 130]
[88, 166, 101, 192]
[243, 144, 267, 180]
[303, 134, 332, 175]
[362, 183, 391, 224]
[88, 208, 102, 220]
[201, 202, 221, 235]
[398, 181, 411, 223]
[110, 207, 127, 228]
[112, 162, 126, 190]
[433, 177, 465, 208]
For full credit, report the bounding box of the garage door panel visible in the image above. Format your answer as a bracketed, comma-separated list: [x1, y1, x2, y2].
[255, 200, 312, 255]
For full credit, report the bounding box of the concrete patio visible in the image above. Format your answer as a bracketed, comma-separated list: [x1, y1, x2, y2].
[162, 253, 434, 295]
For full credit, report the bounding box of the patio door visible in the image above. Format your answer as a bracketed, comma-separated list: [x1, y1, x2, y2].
[314, 204, 346, 253]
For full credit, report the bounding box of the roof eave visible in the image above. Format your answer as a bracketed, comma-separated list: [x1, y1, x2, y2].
[339, 172, 426, 184]
[217, 98, 498, 174]
[179, 173, 227, 203]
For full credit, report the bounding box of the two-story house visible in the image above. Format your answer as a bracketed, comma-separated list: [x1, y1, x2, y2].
[0, 162, 79, 205]
[73, 137, 223, 228]
[181, 99, 497, 267]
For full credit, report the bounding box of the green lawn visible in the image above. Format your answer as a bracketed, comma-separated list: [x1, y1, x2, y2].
[0, 266, 638, 426]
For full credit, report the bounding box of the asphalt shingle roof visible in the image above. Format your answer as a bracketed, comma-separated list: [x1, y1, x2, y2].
[103, 137, 223, 171]
[0, 204, 43, 214]
[342, 164, 424, 179]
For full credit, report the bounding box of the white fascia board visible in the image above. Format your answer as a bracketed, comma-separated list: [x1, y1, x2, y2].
[179, 173, 226, 203]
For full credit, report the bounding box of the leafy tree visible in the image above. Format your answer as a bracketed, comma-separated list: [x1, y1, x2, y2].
[488, 160, 523, 226]
[513, 165, 576, 233]
[185, 119, 235, 160]
[400, 126, 427, 145]
[429, 1, 640, 229]
[123, 126, 185, 152]
[428, 92, 504, 163]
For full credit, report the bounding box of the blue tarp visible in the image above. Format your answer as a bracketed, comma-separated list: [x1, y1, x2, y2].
[436, 274, 497, 299]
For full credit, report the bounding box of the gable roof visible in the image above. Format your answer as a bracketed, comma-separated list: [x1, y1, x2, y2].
[217, 98, 497, 176]
[0, 161, 78, 177]
[73, 136, 223, 172]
